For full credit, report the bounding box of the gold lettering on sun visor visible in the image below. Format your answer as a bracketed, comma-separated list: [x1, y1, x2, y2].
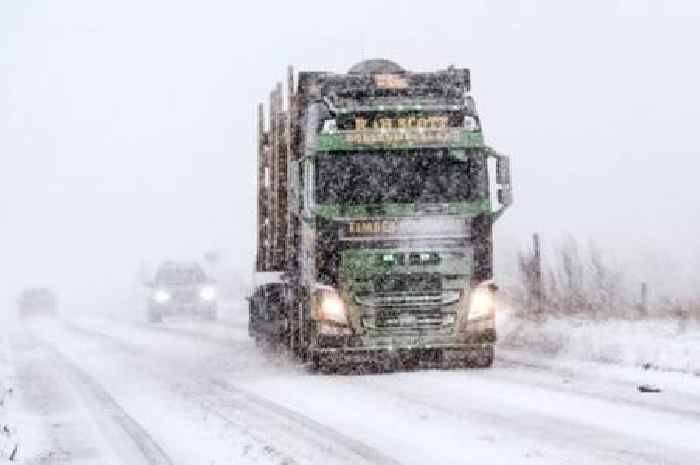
[354, 116, 449, 130]
[348, 221, 399, 235]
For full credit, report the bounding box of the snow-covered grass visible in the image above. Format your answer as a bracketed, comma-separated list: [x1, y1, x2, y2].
[498, 313, 700, 376]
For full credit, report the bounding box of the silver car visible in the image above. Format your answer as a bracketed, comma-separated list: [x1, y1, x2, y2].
[146, 262, 217, 322]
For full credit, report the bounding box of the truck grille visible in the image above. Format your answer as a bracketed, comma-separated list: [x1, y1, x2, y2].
[373, 308, 446, 329]
[360, 273, 456, 331]
[373, 273, 441, 294]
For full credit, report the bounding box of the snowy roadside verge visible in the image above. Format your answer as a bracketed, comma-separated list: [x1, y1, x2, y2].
[498, 314, 700, 376]
[0, 332, 19, 461]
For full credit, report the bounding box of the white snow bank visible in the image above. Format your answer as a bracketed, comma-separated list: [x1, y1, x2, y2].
[498, 314, 700, 376]
[0, 334, 19, 462]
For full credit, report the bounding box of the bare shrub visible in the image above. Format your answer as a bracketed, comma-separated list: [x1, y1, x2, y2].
[517, 236, 629, 319]
[516, 246, 541, 318]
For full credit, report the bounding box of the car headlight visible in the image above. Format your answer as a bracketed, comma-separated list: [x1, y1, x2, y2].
[153, 289, 171, 303]
[468, 282, 496, 320]
[199, 286, 216, 301]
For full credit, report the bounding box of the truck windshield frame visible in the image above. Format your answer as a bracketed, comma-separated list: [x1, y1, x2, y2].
[314, 149, 483, 205]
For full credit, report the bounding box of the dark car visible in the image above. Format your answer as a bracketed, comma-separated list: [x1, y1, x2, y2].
[17, 288, 57, 317]
[146, 262, 217, 322]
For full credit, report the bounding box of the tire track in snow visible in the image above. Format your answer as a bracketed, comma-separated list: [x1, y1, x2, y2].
[96, 315, 250, 350]
[60, 319, 400, 465]
[70, 317, 700, 464]
[30, 336, 173, 465]
[210, 376, 400, 465]
[31, 322, 301, 465]
[109, 317, 700, 421]
[495, 353, 700, 420]
[123, 319, 700, 464]
[348, 371, 700, 465]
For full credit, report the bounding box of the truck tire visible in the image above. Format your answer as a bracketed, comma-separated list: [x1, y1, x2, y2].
[472, 345, 494, 368]
[309, 352, 321, 373]
[311, 352, 341, 375]
[373, 354, 398, 374]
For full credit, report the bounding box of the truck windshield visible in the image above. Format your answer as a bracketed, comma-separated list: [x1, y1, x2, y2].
[315, 150, 480, 204]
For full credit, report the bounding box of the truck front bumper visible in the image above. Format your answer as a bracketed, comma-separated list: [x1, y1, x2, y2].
[309, 331, 495, 371]
[311, 328, 496, 355]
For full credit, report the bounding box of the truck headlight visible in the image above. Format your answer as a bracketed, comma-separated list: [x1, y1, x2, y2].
[153, 289, 171, 303]
[313, 285, 348, 325]
[320, 294, 348, 325]
[468, 282, 496, 320]
[313, 285, 349, 326]
[199, 286, 216, 301]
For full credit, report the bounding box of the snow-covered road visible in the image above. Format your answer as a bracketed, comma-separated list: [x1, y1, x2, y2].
[5, 311, 700, 465]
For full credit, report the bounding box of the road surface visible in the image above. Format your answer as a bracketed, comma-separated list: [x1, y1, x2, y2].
[3, 308, 700, 465]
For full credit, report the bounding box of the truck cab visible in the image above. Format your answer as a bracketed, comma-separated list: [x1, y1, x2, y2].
[253, 59, 512, 372]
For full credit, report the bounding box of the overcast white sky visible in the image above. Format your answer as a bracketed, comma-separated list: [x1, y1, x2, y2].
[2, 0, 699, 309]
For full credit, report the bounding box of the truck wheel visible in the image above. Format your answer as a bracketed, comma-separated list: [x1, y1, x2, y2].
[380, 354, 399, 373]
[398, 352, 419, 371]
[473, 345, 495, 368]
[309, 352, 321, 373]
[367, 354, 395, 374]
[313, 353, 338, 375]
[442, 350, 462, 369]
[319, 356, 336, 375]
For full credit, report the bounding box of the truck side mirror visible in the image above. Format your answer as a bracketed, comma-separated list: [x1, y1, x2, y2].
[496, 155, 510, 185]
[488, 151, 513, 215]
[498, 188, 513, 207]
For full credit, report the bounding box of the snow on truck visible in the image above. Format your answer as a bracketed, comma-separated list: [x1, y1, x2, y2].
[249, 59, 512, 372]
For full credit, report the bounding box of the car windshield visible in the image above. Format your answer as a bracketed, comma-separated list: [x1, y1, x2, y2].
[315, 150, 480, 204]
[155, 265, 206, 285]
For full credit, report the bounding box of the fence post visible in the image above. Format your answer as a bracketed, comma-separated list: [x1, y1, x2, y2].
[640, 282, 648, 317]
[533, 233, 544, 317]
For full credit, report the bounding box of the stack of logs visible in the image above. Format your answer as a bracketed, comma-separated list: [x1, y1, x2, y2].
[257, 66, 297, 272]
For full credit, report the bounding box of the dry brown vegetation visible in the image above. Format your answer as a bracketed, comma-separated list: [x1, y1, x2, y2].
[515, 236, 700, 322]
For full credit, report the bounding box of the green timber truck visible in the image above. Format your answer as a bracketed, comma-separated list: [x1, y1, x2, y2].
[249, 59, 512, 372]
